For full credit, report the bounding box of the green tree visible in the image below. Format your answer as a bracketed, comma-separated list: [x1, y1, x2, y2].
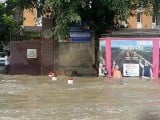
[152, 0, 160, 25]
[0, 0, 22, 51]
[17, 0, 160, 39]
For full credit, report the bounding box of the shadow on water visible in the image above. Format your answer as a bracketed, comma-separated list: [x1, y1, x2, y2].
[0, 75, 160, 120]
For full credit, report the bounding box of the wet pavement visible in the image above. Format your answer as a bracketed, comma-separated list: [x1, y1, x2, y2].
[0, 75, 160, 120]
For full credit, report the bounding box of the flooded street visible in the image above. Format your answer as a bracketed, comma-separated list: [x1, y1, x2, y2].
[0, 75, 160, 120]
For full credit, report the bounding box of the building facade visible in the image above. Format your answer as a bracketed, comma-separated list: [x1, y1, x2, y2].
[23, 8, 42, 27]
[23, 8, 157, 29]
[127, 11, 156, 29]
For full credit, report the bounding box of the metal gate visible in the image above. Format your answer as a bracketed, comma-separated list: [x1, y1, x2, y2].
[10, 38, 54, 75]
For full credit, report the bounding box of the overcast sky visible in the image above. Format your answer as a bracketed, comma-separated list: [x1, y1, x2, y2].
[0, 0, 6, 3]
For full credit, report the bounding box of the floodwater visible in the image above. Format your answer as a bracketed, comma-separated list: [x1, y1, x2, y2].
[0, 75, 160, 120]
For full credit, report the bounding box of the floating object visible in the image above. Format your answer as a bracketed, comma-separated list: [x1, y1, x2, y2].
[68, 78, 73, 84]
[52, 76, 57, 81]
[48, 74, 53, 77]
[48, 72, 57, 81]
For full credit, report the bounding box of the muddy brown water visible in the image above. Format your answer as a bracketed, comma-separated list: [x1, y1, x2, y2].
[0, 75, 160, 120]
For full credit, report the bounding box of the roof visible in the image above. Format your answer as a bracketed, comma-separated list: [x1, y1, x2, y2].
[101, 29, 160, 38]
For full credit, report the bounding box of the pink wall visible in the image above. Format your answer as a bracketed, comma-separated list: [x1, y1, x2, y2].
[153, 39, 159, 79]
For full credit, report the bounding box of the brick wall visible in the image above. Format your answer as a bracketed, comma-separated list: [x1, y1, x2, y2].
[42, 17, 53, 30]
[41, 39, 54, 74]
[10, 39, 41, 75]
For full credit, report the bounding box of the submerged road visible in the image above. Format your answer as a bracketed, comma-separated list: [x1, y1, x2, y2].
[0, 75, 160, 120]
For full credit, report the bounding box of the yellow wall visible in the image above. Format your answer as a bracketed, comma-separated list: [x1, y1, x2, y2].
[127, 13, 153, 29]
[23, 8, 154, 29]
[142, 14, 152, 28]
[127, 15, 137, 28]
[23, 8, 37, 26]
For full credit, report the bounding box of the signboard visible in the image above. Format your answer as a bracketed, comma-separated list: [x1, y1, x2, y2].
[69, 22, 91, 42]
[27, 49, 37, 58]
[111, 40, 153, 77]
[123, 64, 139, 76]
[70, 31, 91, 42]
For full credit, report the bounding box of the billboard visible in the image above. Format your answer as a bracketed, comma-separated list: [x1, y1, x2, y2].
[111, 40, 153, 77]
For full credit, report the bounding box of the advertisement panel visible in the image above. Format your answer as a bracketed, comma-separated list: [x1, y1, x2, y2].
[111, 40, 153, 77]
[99, 40, 107, 76]
[123, 64, 139, 76]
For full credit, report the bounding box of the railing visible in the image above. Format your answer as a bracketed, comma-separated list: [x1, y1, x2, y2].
[10, 31, 42, 41]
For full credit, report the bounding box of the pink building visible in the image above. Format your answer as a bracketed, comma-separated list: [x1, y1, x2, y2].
[99, 29, 160, 79]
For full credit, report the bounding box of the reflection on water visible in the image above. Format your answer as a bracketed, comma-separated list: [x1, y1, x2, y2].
[0, 75, 160, 120]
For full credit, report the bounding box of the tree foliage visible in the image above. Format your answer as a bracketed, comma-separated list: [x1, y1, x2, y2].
[33, 0, 159, 39]
[0, 0, 22, 50]
[1, 0, 160, 45]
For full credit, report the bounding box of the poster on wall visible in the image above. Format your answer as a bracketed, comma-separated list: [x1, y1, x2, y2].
[99, 40, 108, 76]
[27, 49, 37, 58]
[111, 40, 153, 77]
[123, 64, 139, 76]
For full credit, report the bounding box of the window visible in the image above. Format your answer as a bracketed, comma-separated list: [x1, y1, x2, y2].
[137, 12, 141, 22]
[152, 15, 156, 23]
